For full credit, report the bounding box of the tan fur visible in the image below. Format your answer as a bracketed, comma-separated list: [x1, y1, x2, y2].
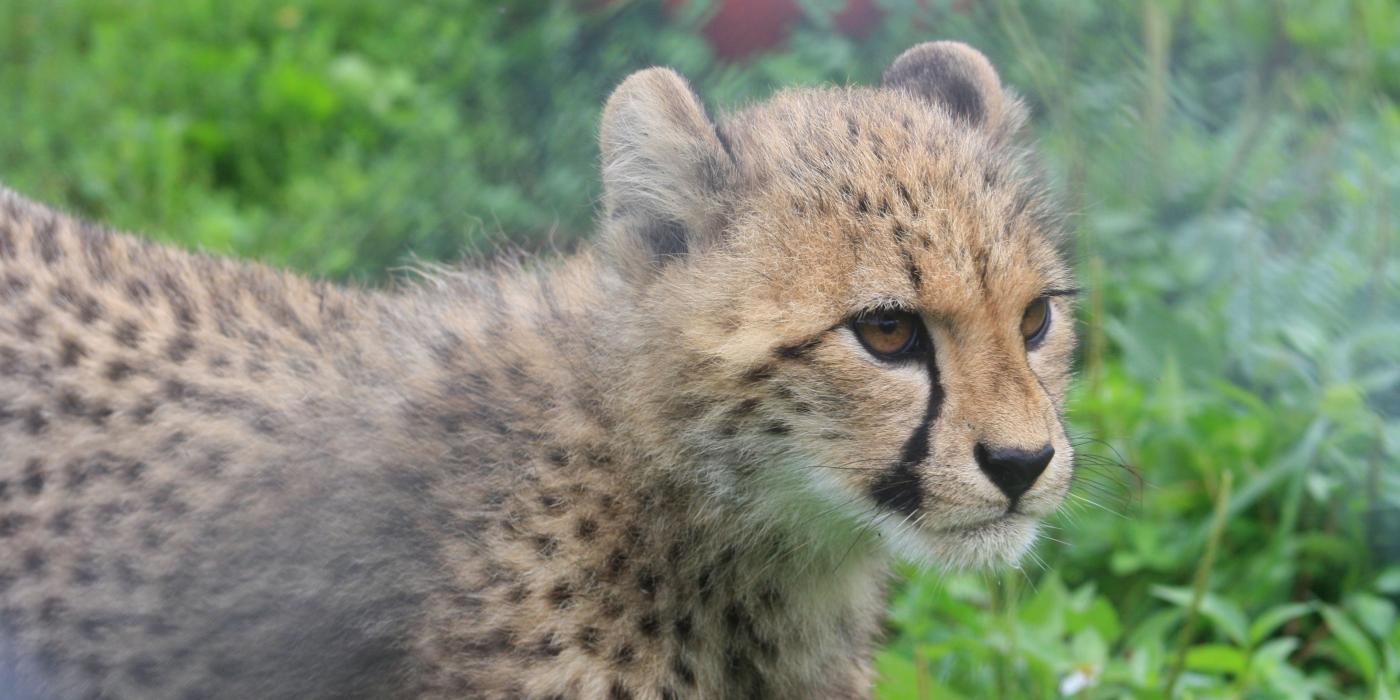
[0, 42, 1075, 699]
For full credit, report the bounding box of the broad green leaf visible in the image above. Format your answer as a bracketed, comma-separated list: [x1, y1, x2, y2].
[1348, 594, 1397, 641]
[1184, 644, 1248, 674]
[1320, 605, 1379, 680]
[1248, 602, 1315, 645]
[1150, 585, 1249, 645]
[1377, 566, 1400, 595]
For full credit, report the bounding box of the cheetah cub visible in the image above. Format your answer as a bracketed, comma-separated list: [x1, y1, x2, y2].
[0, 42, 1076, 699]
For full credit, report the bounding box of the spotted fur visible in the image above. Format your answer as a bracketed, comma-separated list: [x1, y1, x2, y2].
[0, 42, 1075, 699]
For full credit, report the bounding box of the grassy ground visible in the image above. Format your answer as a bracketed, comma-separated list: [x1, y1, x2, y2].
[3, 1, 1397, 697]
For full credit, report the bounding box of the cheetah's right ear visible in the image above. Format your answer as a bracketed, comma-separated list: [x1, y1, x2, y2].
[883, 41, 1012, 134]
[599, 68, 737, 277]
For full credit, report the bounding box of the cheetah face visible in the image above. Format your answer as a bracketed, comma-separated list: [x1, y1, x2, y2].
[600, 43, 1075, 568]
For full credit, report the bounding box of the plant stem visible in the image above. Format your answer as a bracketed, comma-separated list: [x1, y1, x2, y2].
[1164, 469, 1234, 697]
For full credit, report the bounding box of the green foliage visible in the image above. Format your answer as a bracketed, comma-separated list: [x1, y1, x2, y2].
[2, 0, 1396, 697]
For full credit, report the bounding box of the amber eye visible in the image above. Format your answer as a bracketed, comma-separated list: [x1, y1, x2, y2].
[1021, 297, 1051, 347]
[852, 310, 922, 359]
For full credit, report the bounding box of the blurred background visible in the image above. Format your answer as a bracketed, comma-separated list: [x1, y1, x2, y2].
[2, 0, 1397, 697]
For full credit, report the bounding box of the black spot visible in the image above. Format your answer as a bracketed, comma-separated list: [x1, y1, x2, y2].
[23, 548, 46, 574]
[609, 681, 634, 700]
[674, 612, 693, 643]
[547, 581, 573, 608]
[764, 421, 790, 435]
[71, 560, 100, 588]
[35, 217, 63, 263]
[696, 570, 713, 605]
[57, 389, 87, 417]
[645, 219, 689, 262]
[636, 569, 660, 599]
[611, 643, 635, 666]
[897, 182, 917, 214]
[47, 509, 74, 536]
[127, 656, 164, 688]
[575, 517, 598, 540]
[533, 633, 563, 658]
[113, 319, 142, 348]
[533, 535, 560, 558]
[605, 548, 629, 578]
[743, 363, 775, 382]
[902, 248, 923, 291]
[639, 612, 661, 638]
[22, 459, 44, 495]
[575, 626, 602, 654]
[209, 654, 246, 680]
[106, 360, 135, 382]
[0, 345, 20, 376]
[672, 656, 696, 686]
[24, 406, 47, 435]
[121, 460, 148, 483]
[76, 615, 112, 641]
[0, 273, 29, 300]
[87, 400, 113, 426]
[0, 514, 31, 537]
[59, 337, 86, 367]
[0, 222, 14, 259]
[601, 597, 626, 620]
[775, 336, 821, 360]
[505, 584, 529, 604]
[39, 597, 68, 624]
[723, 602, 751, 634]
[759, 585, 783, 611]
[125, 278, 152, 305]
[165, 334, 196, 363]
[129, 399, 158, 424]
[17, 307, 44, 340]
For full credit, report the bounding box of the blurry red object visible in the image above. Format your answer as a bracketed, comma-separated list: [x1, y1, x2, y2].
[664, 0, 887, 60]
[833, 0, 882, 36]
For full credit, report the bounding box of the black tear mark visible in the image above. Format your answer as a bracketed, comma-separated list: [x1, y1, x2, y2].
[870, 353, 944, 515]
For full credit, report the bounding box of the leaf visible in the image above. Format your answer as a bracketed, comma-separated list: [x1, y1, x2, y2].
[1319, 604, 1379, 680]
[1248, 602, 1315, 645]
[1348, 594, 1397, 641]
[1184, 644, 1248, 675]
[872, 649, 917, 699]
[1376, 566, 1400, 595]
[1150, 585, 1249, 646]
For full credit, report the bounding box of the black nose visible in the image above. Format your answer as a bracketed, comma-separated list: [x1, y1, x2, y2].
[974, 443, 1054, 501]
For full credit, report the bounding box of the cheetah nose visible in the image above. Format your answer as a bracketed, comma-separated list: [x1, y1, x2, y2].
[973, 443, 1054, 502]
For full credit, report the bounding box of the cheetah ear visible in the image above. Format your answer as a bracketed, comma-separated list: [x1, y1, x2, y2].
[599, 67, 737, 276]
[883, 41, 1010, 132]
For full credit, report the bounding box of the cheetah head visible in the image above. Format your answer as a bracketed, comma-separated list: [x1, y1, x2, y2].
[599, 42, 1075, 569]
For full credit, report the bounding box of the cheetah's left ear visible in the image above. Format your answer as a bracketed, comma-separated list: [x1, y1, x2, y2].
[599, 67, 737, 278]
[883, 41, 1017, 135]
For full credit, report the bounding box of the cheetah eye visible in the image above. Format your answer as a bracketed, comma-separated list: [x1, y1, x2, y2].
[851, 310, 924, 360]
[1021, 297, 1051, 348]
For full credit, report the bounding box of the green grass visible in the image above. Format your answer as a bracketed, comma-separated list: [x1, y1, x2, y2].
[3, 1, 1397, 697]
